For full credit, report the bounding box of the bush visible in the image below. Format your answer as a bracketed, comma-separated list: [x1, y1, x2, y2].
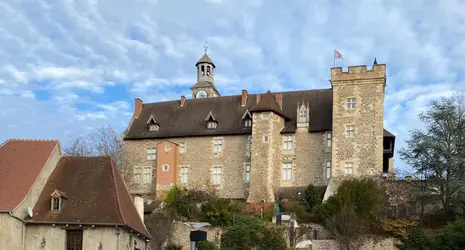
[164, 185, 210, 220]
[302, 185, 326, 212]
[164, 243, 183, 250]
[197, 241, 218, 250]
[145, 211, 173, 250]
[200, 198, 241, 227]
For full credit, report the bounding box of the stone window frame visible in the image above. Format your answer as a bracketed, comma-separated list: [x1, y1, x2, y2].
[283, 134, 293, 150]
[213, 137, 224, 153]
[344, 162, 353, 174]
[244, 163, 251, 184]
[147, 147, 157, 160]
[346, 97, 356, 110]
[345, 125, 355, 137]
[326, 161, 332, 179]
[282, 162, 293, 181]
[180, 142, 186, 153]
[180, 166, 188, 184]
[298, 104, 307, 123]
[326, 132, 332, 147]
[262, 112, 270, 120]
[162, 164, 170, 172]
[212, 166, 222, 185]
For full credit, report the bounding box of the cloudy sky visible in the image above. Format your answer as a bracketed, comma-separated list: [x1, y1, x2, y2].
[1, 0, 464, 172]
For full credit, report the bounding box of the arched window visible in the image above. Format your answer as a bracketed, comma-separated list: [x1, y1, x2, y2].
[201, 65, 205, 75]
[206, 66, 211, 76]
[299, 104, 307, 123]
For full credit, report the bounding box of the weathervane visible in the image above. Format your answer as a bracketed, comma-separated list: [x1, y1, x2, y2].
[204, 41, 208, 54]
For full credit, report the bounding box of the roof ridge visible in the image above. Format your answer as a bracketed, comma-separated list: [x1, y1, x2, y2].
[108, 157, 127, 225]
[8, 138, 59, 142]
[61, 156, 111, 159]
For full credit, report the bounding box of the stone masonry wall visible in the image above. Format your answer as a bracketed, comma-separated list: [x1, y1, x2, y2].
[331, 65, 386, 179]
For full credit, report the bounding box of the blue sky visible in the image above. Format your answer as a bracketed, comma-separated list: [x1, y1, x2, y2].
[1, 0, 465, 173]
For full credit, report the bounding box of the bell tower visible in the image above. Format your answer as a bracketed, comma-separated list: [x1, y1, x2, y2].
[191, 43, 220, 98]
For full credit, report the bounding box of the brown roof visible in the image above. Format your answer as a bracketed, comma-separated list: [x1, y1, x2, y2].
[0, 139, 59, 212]
[26, 156, 150, 239]
[250, 91, 289, 119]
[124, 89, 334, 139]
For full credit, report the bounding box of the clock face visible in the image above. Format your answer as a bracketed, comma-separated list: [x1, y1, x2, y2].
[196, 90, 208, 98]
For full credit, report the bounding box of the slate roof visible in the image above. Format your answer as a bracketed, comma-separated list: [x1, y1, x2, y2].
[124, 89, 334, 140]
[195, 53, 215, 67]
[26, 156, 150, 239]
[0, 139, 59, 212]
[250, 91, 289, 119]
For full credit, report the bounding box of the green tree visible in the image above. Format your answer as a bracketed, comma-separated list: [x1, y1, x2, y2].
[221, 216, 287, 250]
[399, 93, 465, 217]
[200, 197, 241, 227]
[164, 185, 210, 220]
[301, 185, 326, 212]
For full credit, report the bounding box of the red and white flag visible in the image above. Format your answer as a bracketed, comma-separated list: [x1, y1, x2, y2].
[334, 49, 343, 59]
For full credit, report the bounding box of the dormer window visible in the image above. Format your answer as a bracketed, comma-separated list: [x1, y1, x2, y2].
[50, 189, 66, 212]
[298, 104, 307, 123]
[205, 111, 218, 129]
[241, 109, 253, 128]
[146, 114, 160, 132]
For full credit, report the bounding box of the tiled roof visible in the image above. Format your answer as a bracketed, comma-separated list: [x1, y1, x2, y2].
[26, 156, 150, 239]
[0, 139, 59, 211]
[124, 89, 334, 139]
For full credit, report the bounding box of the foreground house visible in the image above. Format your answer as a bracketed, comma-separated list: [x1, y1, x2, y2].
[123, 51, 396, 203]
[0, 139, 151, 250]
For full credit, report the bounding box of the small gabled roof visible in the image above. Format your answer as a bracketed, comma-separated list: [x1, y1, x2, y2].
[205, 111, 217, 122]
[50, 189, 67, 199]
[26, 156, 151, 239]
[0, 139, 59, 212]
[195, 53, 215, 68]
[146, 114, 159, 125]
[241, 109, 252, 120]
[250, 91, 289, 120]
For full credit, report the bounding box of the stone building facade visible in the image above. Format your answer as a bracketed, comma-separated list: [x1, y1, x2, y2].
[123, 52, 396, 203]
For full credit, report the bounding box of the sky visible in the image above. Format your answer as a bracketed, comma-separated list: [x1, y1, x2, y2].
[1, 0, 465, 173]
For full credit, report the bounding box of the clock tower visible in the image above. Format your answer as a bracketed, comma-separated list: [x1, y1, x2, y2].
[191, 44, 220, 98]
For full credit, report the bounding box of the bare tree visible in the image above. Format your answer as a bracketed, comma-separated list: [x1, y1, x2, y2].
[325, 206, 367, 250]
[145, 211, 173, 250]
[62, 136, 93, 156]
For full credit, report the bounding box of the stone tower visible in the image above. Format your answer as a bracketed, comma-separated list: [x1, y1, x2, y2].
[191, 47, 220, 98]
[247, 91, 286, 203]
[330, 63, 387, 179]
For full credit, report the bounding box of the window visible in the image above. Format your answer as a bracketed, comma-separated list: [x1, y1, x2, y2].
[207, 121, 217, 129]
[326, 161, 331, 179]
[283, 135, 293, 150]
[346, 98, 356, 110]
[142, 167, 152, 184]
[244, 119, 252, 127]
[263, 135, 269, 143]
[162, 164, 169, 172]
[299, 105, 307, 123]
[346, 125, 355, 137]
[282, 163, 292, 181]
[344, 162, 353, 174]
[147, 148, 156, 160]
[66, 230, 83, 250]
[213, 167, 222, 185]
[165, 145, 171, 152]
[262, 112, 269, 120]
[214, 138, 223, 153]
[246, 136, 252, 151]
[326, 133, 332, 147]
[201, 65, 205, 75]
[149, 124, 159, 132]
[206, 66, 211, 76]
[245, 163, 251, 183]
[180, 167, 188, 184]
[180, 142, 186, 153]
[51, 197, 61, 211]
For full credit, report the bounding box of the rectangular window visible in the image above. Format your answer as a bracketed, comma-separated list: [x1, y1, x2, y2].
[51, 197, 61, 211]
[299, 110, 307, 123]
[262, 112, 270, 120]
[346, 98, 356, 110]
[263, 135, 269, 143]
[245, 163, 251, 183]
[180, 142, 186, 153]
[344, 162, 353, 174]
[282, 163, 292, 181]
[165, 145, 171, 152]
[326, 161, 331, 179]
[247, 136, 252, 151]
[147, 147, 156, 160]
[244, 119, 252, 127]
[66, 230, 83, 250]
[143, 167, 152, 184]
[327, 132, 332, 147]
[180, 167, 188, 184]
[213, 167, 222, 185]
[346, 125, 355, 137]
[283, 135, 293, 150]
[214, 138, 223, 152]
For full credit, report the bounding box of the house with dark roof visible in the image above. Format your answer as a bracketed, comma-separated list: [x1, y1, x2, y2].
[123, 51, 396, 203]
[0, 139, 151, 250]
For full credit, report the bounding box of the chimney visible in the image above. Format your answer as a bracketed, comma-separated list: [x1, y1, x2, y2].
[256, 94, 261, 104]
[275, 93, 283, 110]
[180, 96, 186, 107]
[134, 196, 144, 221]
[241, 90, 248, 106]
[134, 98, 143, 118]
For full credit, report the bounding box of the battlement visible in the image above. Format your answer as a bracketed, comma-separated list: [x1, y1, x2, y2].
[331, 64, 386, 82]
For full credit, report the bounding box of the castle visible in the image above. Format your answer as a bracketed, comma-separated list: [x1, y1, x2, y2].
[122, 51, 396, 203]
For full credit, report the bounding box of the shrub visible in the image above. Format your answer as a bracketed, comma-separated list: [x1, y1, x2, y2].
[200, 198, 241, 227]
[164, 243, 183, 250]
[302, 185, 326, 212]
[164, 185, 211, 220]
[197, 241, 218, 250]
